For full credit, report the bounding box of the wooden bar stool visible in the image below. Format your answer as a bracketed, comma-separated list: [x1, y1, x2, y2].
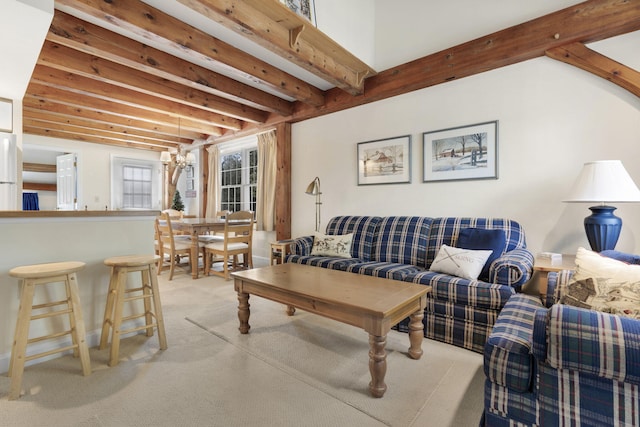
[100, 255, 167, 367]
[8, 261, 91, 400]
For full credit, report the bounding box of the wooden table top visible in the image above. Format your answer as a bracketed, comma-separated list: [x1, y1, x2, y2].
[232, 263, 430, 317]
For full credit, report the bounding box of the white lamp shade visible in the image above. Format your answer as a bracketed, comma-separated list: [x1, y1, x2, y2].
[185, 152, 196, 164]
[160, 151, 172, 163]
[565, 160, 640, 203]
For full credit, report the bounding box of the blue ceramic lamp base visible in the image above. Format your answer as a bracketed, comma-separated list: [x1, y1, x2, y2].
[584, 205, 622, 252]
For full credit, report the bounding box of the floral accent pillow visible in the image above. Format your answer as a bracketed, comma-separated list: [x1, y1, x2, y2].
[560, 247, 640, 319]
[310, 232, 353, 258]
[429, 244, 492, 280]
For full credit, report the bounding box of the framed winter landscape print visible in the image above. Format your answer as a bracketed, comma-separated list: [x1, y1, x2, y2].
[423, 121, 498, 183]
[357, 135, 411, 185]
[279, 0, 316, 25]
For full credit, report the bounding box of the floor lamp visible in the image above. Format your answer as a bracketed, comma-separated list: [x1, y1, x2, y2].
[565, 160, 640, 252]
[305, 177, 322, 232]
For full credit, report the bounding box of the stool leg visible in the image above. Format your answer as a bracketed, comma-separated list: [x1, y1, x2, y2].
[109, 268, 128, 367]
[141, 268, 154, 337]
[66, 272, 91, 376]
[65, 276, 80, 358]
[100, 267, 119, 350]
[9, 280, 36, 400]
[148, 263, 168, 350]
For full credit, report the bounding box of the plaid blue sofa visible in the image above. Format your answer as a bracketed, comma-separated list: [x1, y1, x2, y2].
[482, 268, 640, 426]
[286, 215, 534, 353]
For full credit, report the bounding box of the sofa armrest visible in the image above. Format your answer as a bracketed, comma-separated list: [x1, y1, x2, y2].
[288, 236, 314, 257]
[490, 248, 534, 288]
[532, 304, 640, 385]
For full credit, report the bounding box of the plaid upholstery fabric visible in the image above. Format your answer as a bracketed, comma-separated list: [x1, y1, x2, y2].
[484, 296, 640, 426]
[289, 236, 314, 256]
[539, 304, 640, 385]
[484, 294, 543, 393]
[371, 216, 432, 267]
[285, 254, 362, 271]
[483, 380, 539, 426]
[344, 261, 422, 280]
[325, 216, 382, 261]
[425, 218, 531, 287]
[395, 298, 498, 353]
[406, 270, 515, 310]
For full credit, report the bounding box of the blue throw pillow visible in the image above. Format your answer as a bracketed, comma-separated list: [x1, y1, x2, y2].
[600, 250, 640, 265]
[456, 228, 507, 281]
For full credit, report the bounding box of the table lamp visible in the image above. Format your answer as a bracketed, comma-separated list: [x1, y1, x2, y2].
[564, 160, 640, 252]
[305, 177, 322, 232]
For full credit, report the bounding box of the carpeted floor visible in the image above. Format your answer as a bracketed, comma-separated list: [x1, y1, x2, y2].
[0, 265, 485, 427]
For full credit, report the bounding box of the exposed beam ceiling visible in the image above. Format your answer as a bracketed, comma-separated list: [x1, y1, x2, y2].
[22, 0, 640, 152]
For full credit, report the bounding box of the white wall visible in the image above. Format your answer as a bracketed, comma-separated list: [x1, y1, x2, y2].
[291, 56, 640, 256]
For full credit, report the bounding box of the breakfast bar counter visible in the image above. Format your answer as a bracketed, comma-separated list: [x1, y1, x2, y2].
[0, 210, 159, 375]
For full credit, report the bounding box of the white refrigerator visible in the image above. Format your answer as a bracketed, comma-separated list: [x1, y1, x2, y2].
[0, 132, 17, 210]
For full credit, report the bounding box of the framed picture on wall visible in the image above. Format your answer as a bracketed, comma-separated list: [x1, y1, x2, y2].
[279, 0, 317, 26]
[423, 121, 498, 182]
[357, 135, 411, 185]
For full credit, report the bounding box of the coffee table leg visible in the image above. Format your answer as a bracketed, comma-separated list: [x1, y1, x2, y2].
[237, 292, 250, 334]
[286, 305, 296, 316]
[368, 334, 387, 398]
[408, 309, 424, 360]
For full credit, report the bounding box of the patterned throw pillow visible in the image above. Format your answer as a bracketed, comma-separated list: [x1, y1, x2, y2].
[429, 244, 492, 280]
[560, 247, 640, 319]
[310, 232, 353, 258]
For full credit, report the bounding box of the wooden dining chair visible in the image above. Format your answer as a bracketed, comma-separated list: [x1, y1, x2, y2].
[156, 213, 204, 280]
[203, 211, 254, 280]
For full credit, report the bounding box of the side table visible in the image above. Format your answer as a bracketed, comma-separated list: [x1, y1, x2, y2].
[270, 240, 293, 265]
[533, 254, 576, 298]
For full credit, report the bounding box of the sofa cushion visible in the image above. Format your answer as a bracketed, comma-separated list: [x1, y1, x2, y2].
[310, 232, 353, 258]
[372, 216, 432, 267]
[406, 270, 516, 310]
[285, 254, 363, 271]
[456, 227, 507, 280]
[426, 217, 527, 267]
[325, 216, 382, 261]
[429, 244, 492, 280]
[483, 294, 543, 392]
[345, 261, 423, 281]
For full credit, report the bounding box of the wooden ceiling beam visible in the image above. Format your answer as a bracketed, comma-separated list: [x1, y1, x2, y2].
[25, 83, 223, 137]
[25, 118, 179, 148]
[289, 0, 640, 122]
[39, 40, 269, 124]
[546, 42, 640, 97]
[177, 0, 376, 95]
[54, 0, 326, 107]
[23, 111, 192, 146]
[24, 126, 168, 151]
[31, 65, 242, 131]
[47, 11, 293, 117]
[23, 98, 206, 140]
[23, 162, 57, 173]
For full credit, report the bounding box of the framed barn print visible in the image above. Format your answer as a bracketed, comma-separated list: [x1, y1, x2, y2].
[357, 135, 411, 185]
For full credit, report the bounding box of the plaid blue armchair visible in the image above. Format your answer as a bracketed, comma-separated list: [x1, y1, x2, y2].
[482, 267, 640, 426]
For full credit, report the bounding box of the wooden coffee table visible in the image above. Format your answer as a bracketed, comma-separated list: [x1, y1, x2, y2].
[232, 263, 430, 398]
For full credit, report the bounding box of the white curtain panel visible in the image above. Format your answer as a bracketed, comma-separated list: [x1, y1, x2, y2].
[256, 130, 277, 231]
[206, 145, 220, 217]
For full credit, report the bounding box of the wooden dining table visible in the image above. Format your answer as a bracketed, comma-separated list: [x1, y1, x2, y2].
[171, 217, 226, 279]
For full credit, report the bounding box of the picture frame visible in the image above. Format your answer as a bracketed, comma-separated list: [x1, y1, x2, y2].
[279, 0, 317, 26]
[423, 121, 498, 183]
[357, 135, 411, 186]
[0, 98, 12, 132]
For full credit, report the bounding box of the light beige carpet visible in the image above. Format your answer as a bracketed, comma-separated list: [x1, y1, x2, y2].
[186, 295, 484, 427]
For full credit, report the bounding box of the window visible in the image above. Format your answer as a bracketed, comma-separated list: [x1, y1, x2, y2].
[122, 165, 152, 209]
[220, 148, 257, 213]
[111, 156, 162, 210]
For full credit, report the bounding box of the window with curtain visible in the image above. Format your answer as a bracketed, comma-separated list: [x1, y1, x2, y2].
[220, 148, 257, 213]
[110, 156, 162, 210]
